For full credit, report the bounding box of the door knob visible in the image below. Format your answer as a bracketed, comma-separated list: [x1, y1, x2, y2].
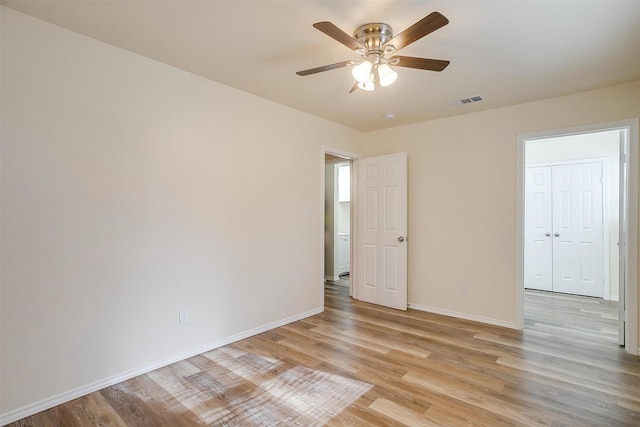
[398, 236, 405, 242]
[545, 232, 551, 237]
[554, 232, 560, 237]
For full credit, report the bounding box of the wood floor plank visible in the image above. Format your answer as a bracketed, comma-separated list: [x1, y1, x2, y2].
[369, 397, 435, 426]
[7, 283, 640, 426]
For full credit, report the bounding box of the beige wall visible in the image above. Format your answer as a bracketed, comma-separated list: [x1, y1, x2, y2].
[2, 4, 639, 421]
[0, 7, 359, 417]
[526, 130, 621, 299]
[356, 80, 640, 328]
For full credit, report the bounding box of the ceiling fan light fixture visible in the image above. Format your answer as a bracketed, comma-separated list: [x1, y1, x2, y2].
[297, 13, 450, 94]
[352, 60, 372, 83]
[358, 74, 375, 91]
[377, 63, 398, 87]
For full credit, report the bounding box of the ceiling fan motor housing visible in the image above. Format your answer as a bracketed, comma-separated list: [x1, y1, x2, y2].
[353, 23, 393, 56]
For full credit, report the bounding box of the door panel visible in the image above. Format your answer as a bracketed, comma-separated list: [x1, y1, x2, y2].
[524, 167, 553, 291]
[552, 162, 604, 297]
[357, 153, 407, 310]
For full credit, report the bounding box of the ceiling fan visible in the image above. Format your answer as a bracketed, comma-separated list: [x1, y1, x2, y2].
[296, 12, 450, 93]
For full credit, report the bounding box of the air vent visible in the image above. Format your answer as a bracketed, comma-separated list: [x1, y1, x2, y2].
[448, 95, 483, 106]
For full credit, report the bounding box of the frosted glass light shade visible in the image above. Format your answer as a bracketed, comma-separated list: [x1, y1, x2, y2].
[378, 63, 398, 87]
[357, 74, 375, 91]
[352, 60, 372, 83]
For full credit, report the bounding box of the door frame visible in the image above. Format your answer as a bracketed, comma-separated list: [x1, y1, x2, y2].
[525, 158, 610, 299]
[516, 119, 639, 355]
[322, 146, 361, 305]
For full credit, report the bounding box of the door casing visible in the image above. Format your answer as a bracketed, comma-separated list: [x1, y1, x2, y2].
[322, 146, 361, 304]
[516, 119, 639, 355]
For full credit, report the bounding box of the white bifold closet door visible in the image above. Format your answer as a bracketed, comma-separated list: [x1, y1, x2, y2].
[524, 162, 604, 298]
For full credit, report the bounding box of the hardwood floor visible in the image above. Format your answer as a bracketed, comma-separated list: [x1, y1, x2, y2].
[524, 289, 619, 344]
[10, 284, 640, 426]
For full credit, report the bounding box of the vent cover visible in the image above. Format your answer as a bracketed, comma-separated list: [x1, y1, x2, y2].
[448, 95, 483, 106]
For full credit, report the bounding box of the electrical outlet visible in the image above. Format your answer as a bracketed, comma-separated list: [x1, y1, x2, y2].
[460, 284, 469, 295]
[179, 311, 188, 325]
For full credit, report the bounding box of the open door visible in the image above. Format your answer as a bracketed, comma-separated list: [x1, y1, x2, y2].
[356, 153, 408, 310]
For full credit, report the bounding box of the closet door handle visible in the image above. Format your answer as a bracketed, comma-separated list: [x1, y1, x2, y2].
[545, 232, 551, 237]
[554, 232, 560, 237]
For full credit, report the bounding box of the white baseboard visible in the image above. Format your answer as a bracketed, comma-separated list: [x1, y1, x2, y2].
[609, 295, 619, 302]
[0, 307, 323, 426]
[408, 303, 517, 330]
[324, 275, 339, 281]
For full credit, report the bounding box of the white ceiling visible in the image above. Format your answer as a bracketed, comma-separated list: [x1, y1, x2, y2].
[3, 0, 640, 132]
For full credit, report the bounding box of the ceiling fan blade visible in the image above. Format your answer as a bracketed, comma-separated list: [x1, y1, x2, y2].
[349, 82, 359, 94]
[313, 21, 365, 51]
[389, 56, 450, 71]
[296, 60, 356, 76]
[383, 12, 449, 51]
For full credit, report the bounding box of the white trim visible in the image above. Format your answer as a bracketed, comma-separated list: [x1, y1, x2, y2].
[516, 136, 526, 329]
[408, 303, 517, 330]
[324, 275, 340, 281]
[0, 307, 322, 426]
[350, 159, 359, 300]
[625, 119, 639, 355]
[516, 118, 639, 355]
[322, 146, 361, 161]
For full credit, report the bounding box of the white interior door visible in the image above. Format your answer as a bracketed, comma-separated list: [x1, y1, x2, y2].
[552, 162, 604, 297]
[524, 167, 553, 291]
[356, 153, 407, 310]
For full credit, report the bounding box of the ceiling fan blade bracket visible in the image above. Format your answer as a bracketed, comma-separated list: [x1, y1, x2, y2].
[386, 57, 400, 66]
[389, 56, 450, 72]
[296, 60, 357, 76]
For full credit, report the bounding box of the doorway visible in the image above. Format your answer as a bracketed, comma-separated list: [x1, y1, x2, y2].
[324, 157, 352, 285]
[321, 148, 409, 311]
[517, 119, 639, 355]
[322, 147, 360, 303]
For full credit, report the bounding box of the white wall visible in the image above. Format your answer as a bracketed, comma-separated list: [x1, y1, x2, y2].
[356, 80, 640, 328]
[525, 130, 621, 299]
[0, 7, 359, 419]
